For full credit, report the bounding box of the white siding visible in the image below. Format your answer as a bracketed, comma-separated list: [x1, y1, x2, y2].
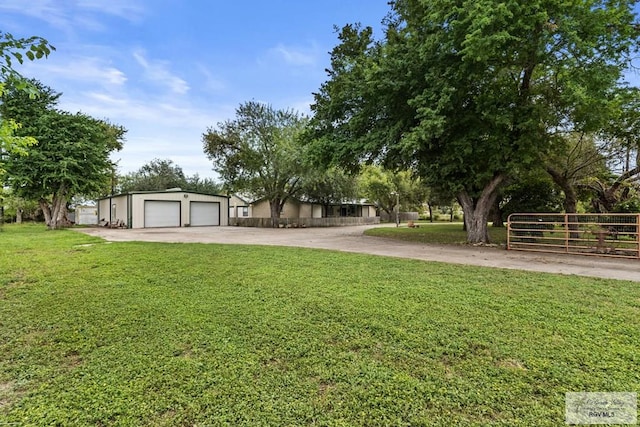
[129, 192, 229, 228]
[190, 202, 220, 226]
[144, 200, 181, 228]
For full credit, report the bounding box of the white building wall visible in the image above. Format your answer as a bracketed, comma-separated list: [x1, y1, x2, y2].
[98, 195, 129, 226]
[130, 192, 229, 228]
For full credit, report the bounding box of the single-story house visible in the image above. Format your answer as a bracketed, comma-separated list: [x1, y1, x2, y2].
[231, 196, 377, 219]
[229, 194, 252, 219]
[97, 190, 229, 228]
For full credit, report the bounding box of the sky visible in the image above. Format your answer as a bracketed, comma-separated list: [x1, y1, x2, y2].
[0, 0, 391, 180]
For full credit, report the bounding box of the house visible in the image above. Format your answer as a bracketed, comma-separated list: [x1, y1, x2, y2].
[229, 195, 379, 227]
[229, 194, 252, 219]
[97, 190, 229, 229]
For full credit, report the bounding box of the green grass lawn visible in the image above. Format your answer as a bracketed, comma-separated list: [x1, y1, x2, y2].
[365, 222, 508, 245]
[1, 224, 638, 426]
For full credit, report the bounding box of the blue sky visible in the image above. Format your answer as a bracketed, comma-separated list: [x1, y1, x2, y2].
[0, 1, 391, 179]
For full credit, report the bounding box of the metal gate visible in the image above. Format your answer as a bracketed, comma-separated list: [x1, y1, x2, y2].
[507, 213, 640, 259]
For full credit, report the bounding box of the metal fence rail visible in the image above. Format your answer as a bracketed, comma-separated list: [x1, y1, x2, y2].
[507, 213, 640, 259]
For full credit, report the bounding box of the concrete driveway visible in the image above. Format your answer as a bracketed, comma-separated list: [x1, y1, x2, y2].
[77, 224, 640, 282]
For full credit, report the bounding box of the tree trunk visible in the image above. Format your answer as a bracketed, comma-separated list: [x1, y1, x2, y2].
[43, 185, 68, 230]
[269, 199, 282, 228]
[40, 199, 52, 227]
[427, 202, 433, 223]
[16, 209, 23, 224]
[49, 195, 67, 230]
[545, 166, 579, 237]
[457, 174, 506, 244]
[490, 196, 504, 227]
[546, 166, 578, 213]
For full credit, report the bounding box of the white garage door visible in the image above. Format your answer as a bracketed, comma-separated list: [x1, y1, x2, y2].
[190, 202, 220, 226]
[144, 200, 181, 228]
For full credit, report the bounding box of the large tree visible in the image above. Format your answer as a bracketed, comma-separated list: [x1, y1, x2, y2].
[202, 101, 308, 226]
[2, 81, 125, 229]
[309, 0, 639, 243]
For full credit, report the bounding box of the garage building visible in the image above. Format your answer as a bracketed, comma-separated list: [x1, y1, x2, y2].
[97, 190, 229, 228]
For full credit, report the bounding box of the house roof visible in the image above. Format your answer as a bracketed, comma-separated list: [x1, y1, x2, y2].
[97, 189, 229, 201]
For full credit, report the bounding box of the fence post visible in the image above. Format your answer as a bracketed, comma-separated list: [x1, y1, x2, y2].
[637, 214, 640, 259]
[564, 214, 569, 253]
[507, 214, 511, 250]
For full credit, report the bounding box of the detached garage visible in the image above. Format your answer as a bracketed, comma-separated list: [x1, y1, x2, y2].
[97, 190, 229, 229]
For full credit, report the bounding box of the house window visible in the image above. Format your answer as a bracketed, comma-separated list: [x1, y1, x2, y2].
[241, 207, 249, 217]
[111, 204, 117, 220]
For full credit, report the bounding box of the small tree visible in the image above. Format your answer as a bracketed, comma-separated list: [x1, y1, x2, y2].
[358, 165, 427, 220]
[202, 101, 308, 226]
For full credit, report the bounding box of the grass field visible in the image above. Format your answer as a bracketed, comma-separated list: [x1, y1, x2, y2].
[365, 222, 508, 245]
[1, 224, 638, 426]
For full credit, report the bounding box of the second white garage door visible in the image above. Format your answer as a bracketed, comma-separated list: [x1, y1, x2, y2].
[190, 202, 220, 226]
[144, 200, 181, 228]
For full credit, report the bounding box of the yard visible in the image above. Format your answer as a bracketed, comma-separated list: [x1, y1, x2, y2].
[1, 224, 638, 426]
[365, 222, 508, 245]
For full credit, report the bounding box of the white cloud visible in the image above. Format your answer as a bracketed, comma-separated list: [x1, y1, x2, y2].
[21, 56, 127, 87]
[197, 64, 227, 93]
[77, 0, 145, 22]
[0, 0, 144, 32]
[133, 50, 190, 95]
[0, 0, 69, 29]
[58, 90, 227, 178]
[268, 43, 319, 67]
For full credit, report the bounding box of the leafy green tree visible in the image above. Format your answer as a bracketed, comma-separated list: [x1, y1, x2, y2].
[2, 81, 125, 229]
[309, 0, 639, 243]
[0, 188, 39, 223]
[202, 101, 308, 226]
[118, 158, 187, 193]
[501, 171, 564, 219]
[544, 133, 609, 213]
[184, 174, 222, 195]
[580, 87, 640, 212]
[5, 111, 125, 229]
[0, 32, 54, 84]
[117, 158, 221, 194]
[358, 165, 427, 219]
[0, 32, 55, 171]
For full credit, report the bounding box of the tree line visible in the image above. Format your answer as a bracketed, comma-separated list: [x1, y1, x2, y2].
[3, 0, 640, 240]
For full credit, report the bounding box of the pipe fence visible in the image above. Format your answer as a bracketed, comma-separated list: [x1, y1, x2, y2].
[507, 213, 640, 259]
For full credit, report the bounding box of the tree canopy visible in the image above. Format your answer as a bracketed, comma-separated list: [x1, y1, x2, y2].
[358, 165, 427, 218]
[1, 80, 125, 229]
[309, 0, 640, 243]
[202, 101, 308, 225]
[0, 32, 55, 174]
[117, 158, 221, 194]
